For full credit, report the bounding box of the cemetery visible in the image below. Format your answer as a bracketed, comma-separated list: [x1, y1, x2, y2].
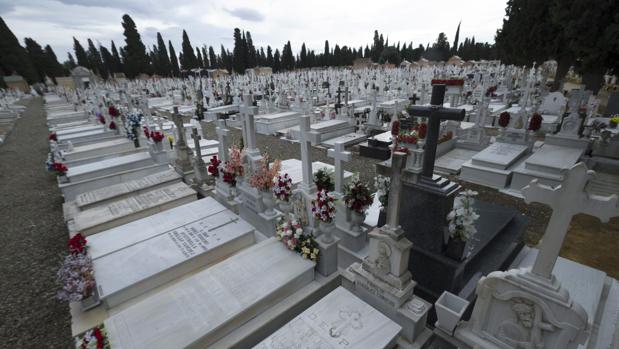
[1, 2, 619, 349]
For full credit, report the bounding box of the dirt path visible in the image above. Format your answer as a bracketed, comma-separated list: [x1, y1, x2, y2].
[0, 97, 72, 348]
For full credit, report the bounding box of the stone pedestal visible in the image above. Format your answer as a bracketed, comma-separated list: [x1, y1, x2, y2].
[400, 175, 460, 254]
[316, 236, 339, 277]
[237, 181, 280, 236]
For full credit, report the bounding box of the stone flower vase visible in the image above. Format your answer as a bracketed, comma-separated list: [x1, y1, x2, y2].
[278, 200, 292, 216]
[261, 191, 276, 216]
[153, 141, 164, 152]
[81, 287, 101, 311]
[445, 236, 467, 261]
[435, 291, 470, 334]
[58, 174, 69, 184]
[319, 220, 335, 243]
[350, 210, 366, 232]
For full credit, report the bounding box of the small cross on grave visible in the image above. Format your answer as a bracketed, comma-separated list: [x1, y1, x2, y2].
[239, 95, 259, 153]
[384, 152, 407, 236]
[191, 128, 205, 166]
[408, 84, 465, 178]
[327, 141, 351, 193]
[215, 119, 230, 163]
[409, 93, 420, 105]
[522, 163, 619, 280]
[299, 115, 321, 191]
[171, 107, 187, 147]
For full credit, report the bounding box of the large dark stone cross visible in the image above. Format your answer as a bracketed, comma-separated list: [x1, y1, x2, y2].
[408, 84, 465, 178]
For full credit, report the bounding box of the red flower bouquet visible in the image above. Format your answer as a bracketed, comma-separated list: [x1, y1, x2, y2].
[391, 119, 400, 136]
[311, 190, 336, 223]
[528, 113, 543, 131]
[68, 233, 88, 255]
[398, 132, 418, 144]
[343, 180, 374, 214]
[108, 105, 119, 118]
[208, 155, 222, 177]
[52, 162, 68, 176]
[49, 132, 57, 142]
[498, 112, 511, 128]
[143, 126, 150, 138]
[416, 123, 428, 139]
[150, 131, 164, 143]
[109, 121, 117, 130]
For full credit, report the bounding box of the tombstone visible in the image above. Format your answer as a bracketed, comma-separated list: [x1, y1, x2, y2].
[214, 120, 237, 205]
[544, 89, 590, 149]
[190, 128, 211, 193]
[171, 107, 193, 175]
[343, 152, 432, 344]
[456, 163, 618, 349]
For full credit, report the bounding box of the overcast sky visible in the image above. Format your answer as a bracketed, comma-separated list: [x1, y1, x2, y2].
[1, 0, 507, 62]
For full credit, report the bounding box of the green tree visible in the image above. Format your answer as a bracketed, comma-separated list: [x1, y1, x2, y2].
[208, 46, 217, 69]
[73, 37, 89, 68]
[179, 30, 198, 70]
[121, 14, 150, 78]
[299, 43, 307, 68]
[201, 46, 209, 68]
[232, 28, 246, 73]
[379, 46, 401, 65]
[24, 38, 48, 82]
[266, 46, 274, 67]
[246, 31, 257, 68]
[110, 40, 123, 73]
[273, 49, 281, 72]
[168, 41, 180, 77]
[452, 21, 461, 54]
[43, 45, 66, 79]
[323, 40, 330, 66]
[425, 32, 450, 61]
[155, 33, 171, 76]
[65, 52, 77, 70]
[100, 45, 115, 78]
[0, 17, 37, 83]
[87, 38, 108, 79]
[196, 47, 204, 68]
[281, 41, 294, 70]
[551, 0, 619, 92]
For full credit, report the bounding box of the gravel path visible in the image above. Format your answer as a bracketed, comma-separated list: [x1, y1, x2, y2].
[0, 97, 72, 348]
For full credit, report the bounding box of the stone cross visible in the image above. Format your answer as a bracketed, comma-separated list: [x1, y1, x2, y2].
[407, 84, 465, 178]
[171, 107, 187, 147]
[327, 141, 351, 193]
[522, 163, 618, 280]
[299, 115, 321, 190]
[191, 128, 205, 165]
[385, 152, 407, 235]
[215, 119, 230, 163]
[239, 95, 258, 153]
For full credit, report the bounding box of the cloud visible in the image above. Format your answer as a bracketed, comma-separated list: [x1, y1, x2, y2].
[225, 7, 265, 22]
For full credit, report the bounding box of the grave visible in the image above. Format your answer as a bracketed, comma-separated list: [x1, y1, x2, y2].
[104, 238, 314, 349]
[359, 131, 392, 160]
[288, 119, 355, 143]
[62, 138, 137, 162]
[255, 287, 401, 349]
[63, 169, 182, 220]
[70, 182, 196, 236]
[65, 152, 157, 183]
[460, 142, 529, 188]
[255, 110, 301, 135]
[92, 198, 255, 308]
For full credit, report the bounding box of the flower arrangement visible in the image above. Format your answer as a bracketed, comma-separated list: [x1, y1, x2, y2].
[125, 112, 142, 129]
[151, 131, 164, 143]
[313, 168, 334, 192]
[207, 155, 221, 177]
[143, 126, 150, 138]
[416, 123, 428, 139]
[275, 218, 319, 262]
[74, 324, 110, 349]
[51, 162, 68, 176]
[498, 112, 511, 128]
[222, 146, 244, 186]
[398, 130, 418, 144]
[343, 176, 374, 214]
[390, 119, 401, 136]
[447, 190, 480, 241]
[108, 105, 119, 118]
[273, 173, 293, 202]
[68, 233, 88, 255]
[374, 175, 391, 211]
[167, 135, 174, 148]
[485, 86, 497, 97]
[56, 252, 96, 302]
[97, 113, 105, 125]
[249, 154, 281, 192]
[311, 189, 336, 223]
[528, 113, 543, 131]
[49, 132, 57, 142]
[438, 131, 454, 144]
[109, 121, 117, 130]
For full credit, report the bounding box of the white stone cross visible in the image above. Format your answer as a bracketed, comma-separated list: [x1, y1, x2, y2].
[522, 162, 618, 280]
[171, 107, 187, 147]
[385, 152, 407, 235]
[239, 94, 258, 152]
[215, 119, 230, 163]
[191, 128, 204, 165]
[327, 141, 351, 193]
[299, 115, 321, 191]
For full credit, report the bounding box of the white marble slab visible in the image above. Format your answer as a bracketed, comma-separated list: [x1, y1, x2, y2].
[255, 287, 401, 349]
[436, 148, 479, 174]
[524, 144, 584, 174]
[279, 159, 353, 187]
[471, 142, 528, 170]
[322, 132, 367, 148]
[66, 152, 154, 182]
[55, 125, 103, 136]
[72, 182, 196, 236]
[57, 129, 108, 141]
[75, 169, 181, 209]
[63, 139, 137, 162]
[104, 238, 314, 349]
[94, 205, 255, 308]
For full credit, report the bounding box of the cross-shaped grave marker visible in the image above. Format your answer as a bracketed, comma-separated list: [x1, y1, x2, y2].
[327, 141, 351, 193]
[215, 119, 230, 163]
[299, 115, 321, 191]
[522, 162, 619, 280]
[408, 84, 466, 178]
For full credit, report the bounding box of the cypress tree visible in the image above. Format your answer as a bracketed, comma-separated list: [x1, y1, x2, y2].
[323, 40, 330, 66]
[43, 45, 66, 78]
[232, 28, 245, 73]
[180, 30, 198, 70]
[66, 53, 77, 70]
[87, 38, 108, 79]
[0, 17, 37, 83]
[155, 33, 171, 76]
[300, 43, 307, 68]
[121, 14, 150, 78]
[273, 49, 281, 72]
[110, 40, 122, 73]
[168, 40, 180, 77]
[452, 21, 461, 54]
[100, 45, 114, 78]
[246, 31, 256, 68]
[24, 38, 47, 82]
[266, 46, 274, 68]
[73, 37, 89, 68]
[201, 46, 209, 68]
[196, 47, 204, 68]
[208, 46, 217, 69]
